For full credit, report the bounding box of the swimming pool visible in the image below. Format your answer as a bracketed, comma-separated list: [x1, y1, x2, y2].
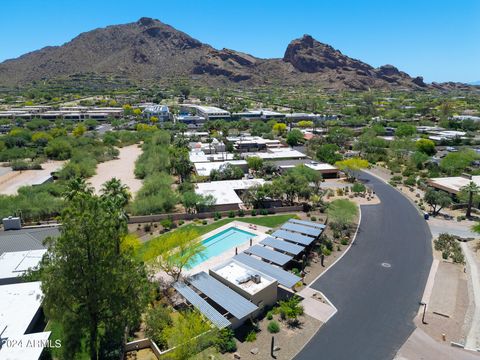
[188, 227, 256, 268]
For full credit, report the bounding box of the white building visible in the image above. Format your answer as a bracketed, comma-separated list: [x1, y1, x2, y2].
[193, 160, 248, 177]
[142, 104, 171, 121]
[0, 282, 51, 360]
[180, 104, 230, 120]
[0, 249, 46, 285]
[195, 179, 265, 211]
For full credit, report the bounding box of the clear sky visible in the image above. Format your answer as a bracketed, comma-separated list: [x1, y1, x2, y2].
[1, 0, 479, 83]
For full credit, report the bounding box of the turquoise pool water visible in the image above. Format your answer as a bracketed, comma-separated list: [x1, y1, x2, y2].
[188, 227, 256, 268]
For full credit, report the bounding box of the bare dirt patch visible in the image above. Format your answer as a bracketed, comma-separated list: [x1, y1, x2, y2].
[88, 144, 143, 197]
[0, 160, 65, 195]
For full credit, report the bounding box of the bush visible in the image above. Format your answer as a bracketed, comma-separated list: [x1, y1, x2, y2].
[144, 306, 172, 350]
[245, 330, 257, 342]
[216, 328, 237, 353]
[202, 220, 208, 225]
[237, 209, 245, 217]
[160, 218, 173, 230]
[310, 216, 317, 221]
[260, 209, 269, 215]
[403, 176, 416, 187]
[228, 211, 235, 218]
[322, 248, 332, 256]
[266, 311, 273, 320]
[351, 182, 366, 194]
[143, 224, 151, 232]
[434, 233, 464, 263]
[178, 220, 185, 226]
[267, 321, 280, 333]
[341, 238, 349, 245]
[251, 209, 257, 216]
[214, 211, 222, 220]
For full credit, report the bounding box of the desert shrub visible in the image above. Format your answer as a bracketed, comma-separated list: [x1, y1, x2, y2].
[215, 328, 237, 353]
[434, 233, 464, 263]
[228, 211, 235, 218]
[245, 330, 257, 342]
[237, 209, 245, 217]
[266, 311, 273, 320]
[267, 321, 280, 333]
[251, 209, 257, 216]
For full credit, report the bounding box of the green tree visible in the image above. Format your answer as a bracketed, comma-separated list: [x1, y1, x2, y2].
[316, 143, 341, 164]
[144, 305, 172, 349]
[415, 138, 436, 156]
[395, 124, 416, 137]
[39, 180, 150, 360]
[440, 149, 478, 176]
[170, 147, 192, 183]
[181, 191, 216, 213]
[326, 127, 354, 147]
[424, 188, 452, 216]
[272, 122, 287, 135]
[459, 181, 480, 217]
[286, 129, 304, 146]
[163, 310, 216, 359]
[335, 158, 369, 181]
[246, 156, 264, 171]
[148, 229, 205, 281]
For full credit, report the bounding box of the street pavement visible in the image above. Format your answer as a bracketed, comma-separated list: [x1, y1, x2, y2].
[295, 172, 433, 360]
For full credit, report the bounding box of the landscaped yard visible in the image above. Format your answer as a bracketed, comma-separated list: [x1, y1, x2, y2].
[136, 214, 298, 262]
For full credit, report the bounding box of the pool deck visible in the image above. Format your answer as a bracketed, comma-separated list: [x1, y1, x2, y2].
[184, 221, 270, 276]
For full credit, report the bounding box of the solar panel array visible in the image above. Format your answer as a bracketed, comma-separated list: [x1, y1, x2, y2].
[173, 282, 231, 329]
[288, 218, 326, 230]
[245, 245, 293, 266]
[188, 272, 258, 319]
[281, 222, 322, 237]
[271, 229, 315, 246]
[260, 237, 305, 255]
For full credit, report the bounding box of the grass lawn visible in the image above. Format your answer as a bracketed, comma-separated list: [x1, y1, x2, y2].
[137, 214, 298, 262]
[45, 320, 90, 360]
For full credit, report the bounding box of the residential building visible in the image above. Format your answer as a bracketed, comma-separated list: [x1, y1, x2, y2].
[180, 104, 230, 121]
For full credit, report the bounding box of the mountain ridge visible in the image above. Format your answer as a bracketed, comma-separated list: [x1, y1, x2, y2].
[0, 17, 470, 91]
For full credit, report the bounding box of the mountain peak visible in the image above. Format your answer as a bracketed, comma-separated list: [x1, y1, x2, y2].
[0, 18, 460, 90]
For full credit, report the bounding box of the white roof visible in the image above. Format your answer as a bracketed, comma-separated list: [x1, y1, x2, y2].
[0, 250, 47, 280]
[243, 148, 306, 160]
[429, 176, 480, 194]
[189, 151, 235, 163]
[194, 160, 247, 177]
[0, 281, 51, 360]
[305, 162, 338, 172]
[196, 179, 265, 205]
[182, 104, 230, 115]
[212, 260, 275, 295]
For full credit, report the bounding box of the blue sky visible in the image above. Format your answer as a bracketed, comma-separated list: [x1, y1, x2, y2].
[1, 0, 479, 83]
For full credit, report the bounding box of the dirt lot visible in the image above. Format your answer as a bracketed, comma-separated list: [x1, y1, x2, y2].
[0, 160, 65, 195]
[88, 144, 143, 197]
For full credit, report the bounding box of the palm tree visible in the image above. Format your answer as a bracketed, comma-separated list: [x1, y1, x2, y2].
[460, 181, 480, 218]
[63, 178, 93, 200]
[101, 178, 131, 254]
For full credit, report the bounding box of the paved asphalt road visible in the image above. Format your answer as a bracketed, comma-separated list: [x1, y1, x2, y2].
[295, 172, 433, 360]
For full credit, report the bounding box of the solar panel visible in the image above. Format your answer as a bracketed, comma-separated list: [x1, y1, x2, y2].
[245, 245, 293, 266]
[173, 282, 231, 329]
[288, 219, 326, 230]
[260, 237, 305, 256]
[234, 253, 301, 288]
[188, 272, 258, 320]
[272, 230, 316, 246]
[281, 222, 322, 237]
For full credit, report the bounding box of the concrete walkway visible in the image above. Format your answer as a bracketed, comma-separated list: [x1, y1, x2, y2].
[297, 287, 336, 323]
[395, 328, 480, 360]
[461, 242, 480, 350]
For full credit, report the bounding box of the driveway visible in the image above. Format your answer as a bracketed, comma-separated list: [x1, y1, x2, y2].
[295, 172, 433, 360]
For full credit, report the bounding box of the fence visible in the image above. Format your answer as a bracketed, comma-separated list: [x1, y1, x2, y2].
[128, 205, 303, 224]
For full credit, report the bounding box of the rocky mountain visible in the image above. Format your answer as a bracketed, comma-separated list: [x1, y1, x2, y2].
[0, 17, 463, 91]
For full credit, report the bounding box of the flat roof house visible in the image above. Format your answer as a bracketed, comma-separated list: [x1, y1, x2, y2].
[195, 179, 265, 211]
[180, 104, 230, 121]
[0, 281, 51, 360]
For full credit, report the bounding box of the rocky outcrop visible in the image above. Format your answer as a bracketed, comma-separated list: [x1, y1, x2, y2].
[0, 19, 466, 90]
